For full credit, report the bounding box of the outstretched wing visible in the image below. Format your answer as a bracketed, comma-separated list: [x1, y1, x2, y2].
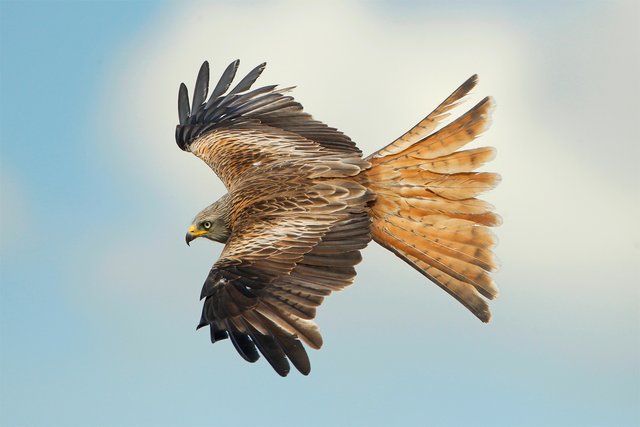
[176, 60, 361, 158]
[176, 60, 369, 191]
[176, 61, 374, 375]
[198, 179, 372, 376]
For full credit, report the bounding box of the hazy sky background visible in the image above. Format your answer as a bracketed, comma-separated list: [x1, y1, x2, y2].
[1, 1, 638, 426]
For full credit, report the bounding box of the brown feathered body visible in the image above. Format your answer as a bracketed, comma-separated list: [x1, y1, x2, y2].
[176, 61, 500, 376]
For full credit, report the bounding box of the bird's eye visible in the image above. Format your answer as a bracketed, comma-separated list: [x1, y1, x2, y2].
[202, 221, 212, 230]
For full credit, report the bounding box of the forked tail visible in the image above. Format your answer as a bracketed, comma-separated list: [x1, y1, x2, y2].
[365, 75, 501, 322]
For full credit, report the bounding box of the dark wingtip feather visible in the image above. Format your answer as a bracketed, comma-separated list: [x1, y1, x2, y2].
[226, 323, 260, 363]
[175, 125, 184, 150]
[178, 83, 190, 125]
[228, 62, 267, 95]
[244, 322, 290, 377]
[206, 59, 240, 107]
[279, 336, 311, 375]
[191, 61, 210, 115]
[252, 312, 311, 375]
[209, 324, 229, 343]
[196, 310, 207, 330]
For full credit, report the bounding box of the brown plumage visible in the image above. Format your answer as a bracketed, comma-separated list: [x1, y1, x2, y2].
[176, 61, 500, 376]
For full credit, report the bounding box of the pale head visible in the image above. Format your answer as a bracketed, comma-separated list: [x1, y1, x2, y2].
[185, 194, 232, 245]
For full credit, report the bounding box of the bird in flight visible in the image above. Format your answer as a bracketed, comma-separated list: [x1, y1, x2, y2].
[176, 60, 500, 376]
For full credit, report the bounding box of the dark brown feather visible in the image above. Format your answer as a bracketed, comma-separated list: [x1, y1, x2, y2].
[191, 61, 209, 116]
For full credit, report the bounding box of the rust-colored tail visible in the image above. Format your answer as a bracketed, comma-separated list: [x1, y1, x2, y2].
[365, 75, 501, 322]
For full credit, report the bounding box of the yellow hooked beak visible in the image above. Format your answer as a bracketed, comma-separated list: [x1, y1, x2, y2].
[185, 225, 207, 246]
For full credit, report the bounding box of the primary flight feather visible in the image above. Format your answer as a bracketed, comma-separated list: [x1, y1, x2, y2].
[176, 60, 501, 376]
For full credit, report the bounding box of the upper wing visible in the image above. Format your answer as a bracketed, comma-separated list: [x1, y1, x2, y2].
[175, 60, 361, 158]
[198, 179, 373, 376]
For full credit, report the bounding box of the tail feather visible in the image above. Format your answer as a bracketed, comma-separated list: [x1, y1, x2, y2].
[413, 146, 496, 171]
[374, 220, 498, 299]
[370, 75, 479, 159]
[366, 76, 500, 322]
[370, 170, 500, 200]
[367, 146, 496, 174]
[373, 194, 500, 224]
[377, 214, 498, 248]
[378, 96, 494, 165]
[382, 215, 498, 273]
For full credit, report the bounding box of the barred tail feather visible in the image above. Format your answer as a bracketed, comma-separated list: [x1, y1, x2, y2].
[366, 80, 500, 322]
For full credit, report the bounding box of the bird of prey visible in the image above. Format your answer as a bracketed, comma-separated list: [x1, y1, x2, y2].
[176, 60, 500, 376]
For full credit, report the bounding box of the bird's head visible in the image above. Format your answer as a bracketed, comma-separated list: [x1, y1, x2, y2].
[185, 194, 232, 245]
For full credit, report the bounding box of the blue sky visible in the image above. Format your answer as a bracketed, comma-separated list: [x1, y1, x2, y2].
[1, 1, 638, 426]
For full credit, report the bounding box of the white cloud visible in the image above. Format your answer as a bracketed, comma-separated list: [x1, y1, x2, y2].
[93, 0, 638, 330]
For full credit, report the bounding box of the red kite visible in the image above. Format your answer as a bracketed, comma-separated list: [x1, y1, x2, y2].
[176, 60, 500, 376]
